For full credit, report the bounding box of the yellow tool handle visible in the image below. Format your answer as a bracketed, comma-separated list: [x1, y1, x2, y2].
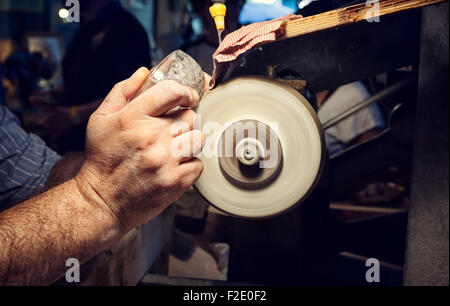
[209, 2, 227, 31]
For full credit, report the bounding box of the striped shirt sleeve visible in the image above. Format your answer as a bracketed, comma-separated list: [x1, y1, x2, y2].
[0, 105, 61, 210]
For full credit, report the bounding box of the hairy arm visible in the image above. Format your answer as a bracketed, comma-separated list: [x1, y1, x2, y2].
[0, 67, 205, 285]
[0, 178, 122, 285]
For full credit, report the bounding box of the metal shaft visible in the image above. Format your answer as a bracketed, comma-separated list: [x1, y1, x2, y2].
[322, 76, 416, 130]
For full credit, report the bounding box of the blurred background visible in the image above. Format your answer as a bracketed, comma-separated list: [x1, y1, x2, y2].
[0, 0, 310, 152]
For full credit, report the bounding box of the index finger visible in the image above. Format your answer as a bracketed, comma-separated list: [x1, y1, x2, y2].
[128, 80, 199, 117]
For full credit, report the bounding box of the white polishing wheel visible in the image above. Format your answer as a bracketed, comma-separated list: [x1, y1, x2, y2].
[194, 77, 325, 218]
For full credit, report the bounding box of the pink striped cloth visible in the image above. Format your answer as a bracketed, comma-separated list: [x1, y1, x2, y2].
[209, 14, 302, 89]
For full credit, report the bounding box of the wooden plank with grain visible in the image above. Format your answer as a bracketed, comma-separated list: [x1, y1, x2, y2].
[280, 0, 446, 40]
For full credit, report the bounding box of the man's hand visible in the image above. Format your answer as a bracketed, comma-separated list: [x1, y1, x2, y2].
[0, 68, 207, 285]
[75, 67, 205, 233]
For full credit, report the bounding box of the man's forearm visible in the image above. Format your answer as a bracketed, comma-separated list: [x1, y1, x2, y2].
[0, 179, 122, 285]
[0, 68, 206, 286]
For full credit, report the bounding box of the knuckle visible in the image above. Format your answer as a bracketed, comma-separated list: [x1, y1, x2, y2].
[160, 80, 185, 100]
[141, 126, 159, 145]
[153, 150, 168, 167]
[189, 89, 200, 106]
[136, 131, 157, 151]
[112, 81, 124, 92]
[149, 157, 164, 169]
[171, 171, 184, 186]
[146, 131, 159, 146]
[141, 149, 166, 169]
[116, 112, 132, 130]
[117, 115, 128, 130]
[161, 169, 182, 189]
[170, 120, 189, 137]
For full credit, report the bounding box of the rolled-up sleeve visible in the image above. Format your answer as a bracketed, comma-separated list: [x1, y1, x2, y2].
[0, 106, 61, 209]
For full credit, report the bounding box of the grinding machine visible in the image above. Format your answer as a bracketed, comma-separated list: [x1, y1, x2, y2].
[194, 77, 325, 218]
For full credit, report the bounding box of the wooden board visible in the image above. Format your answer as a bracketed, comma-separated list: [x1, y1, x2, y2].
[280, 0, 446, 40]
